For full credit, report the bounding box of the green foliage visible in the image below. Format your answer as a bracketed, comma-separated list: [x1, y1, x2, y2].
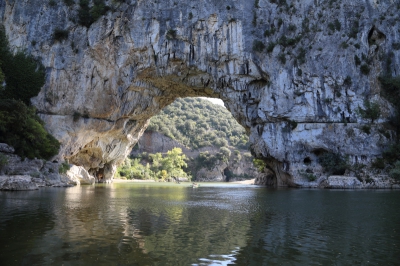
[266, 42, 276, 53]
[318, 152, 348, 175]
[360, 64, 370, 75]
[298, 170, 316, 181]
[356, 99, 381, 123]
[278, 53, 286, 64]
[340, 41, 349, 49]
[264, 28, 275, 37]
[252, 40, 265, 52]
[354, 55, 361, 66]
[53, 29, 69, 42]
[0, 153, 8, 170]
[147, 98, 249, 150]
[217, 147, 231, 162]
[166, 29, 177, 40]
[63, 0, 75, 6]
[348, 20, 359, 38]
[59, 161, 71, 174]
[343, 76, 352, 86]
[296, 48, 306, 65]
[0, 99, 60, 160]
[253, 159, 266, 172]
[278, 36, 298, 47]
[288, 120, 298, 130]
[0, 29, 45, 105]
[334, 19, 341, 31]
[252, 12, 257, 27]
[371, 157, 385, 169]
[118, 148, 190, 180]
[0, 28, 58, 159]
[78, 0, 109, 27]
[389, 161, 400, 180]
[361, 125, 371, 135]
[287, 24, 296, 32]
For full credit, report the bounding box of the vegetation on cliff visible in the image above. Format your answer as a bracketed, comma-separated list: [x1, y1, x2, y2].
[147, 97, 249, 150]
[117, 148, 190, 181]
[0, 28, 60, 160]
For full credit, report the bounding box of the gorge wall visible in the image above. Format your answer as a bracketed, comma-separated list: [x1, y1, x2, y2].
[1, 0, 399, 186]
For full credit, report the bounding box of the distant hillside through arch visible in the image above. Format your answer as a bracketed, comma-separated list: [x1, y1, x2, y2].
[117, 97, 262, 182]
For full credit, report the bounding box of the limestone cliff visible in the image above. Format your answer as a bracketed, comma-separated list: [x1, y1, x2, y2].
[1, 0, 399, 186]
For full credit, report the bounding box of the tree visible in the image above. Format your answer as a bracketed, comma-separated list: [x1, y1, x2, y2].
[356, 99, 381, 123]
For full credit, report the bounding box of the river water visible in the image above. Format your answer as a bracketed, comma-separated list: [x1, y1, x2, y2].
[0, 183, 399, 265]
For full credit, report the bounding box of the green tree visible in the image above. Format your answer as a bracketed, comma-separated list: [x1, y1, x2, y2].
[0, 99, 60, 159]
[356, 99, 381, 123]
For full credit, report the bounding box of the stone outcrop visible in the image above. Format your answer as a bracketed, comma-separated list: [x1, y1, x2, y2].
[0, 143, 93, 189]
[66, 165, 96, 185]
[0, 175, 38, 191]
[1, 0, 400, 187]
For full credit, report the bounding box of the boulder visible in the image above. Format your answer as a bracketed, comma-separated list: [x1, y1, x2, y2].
[66, 166, 95, 185]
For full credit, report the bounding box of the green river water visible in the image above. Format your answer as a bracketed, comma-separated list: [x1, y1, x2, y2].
[0, 182, 399, 265]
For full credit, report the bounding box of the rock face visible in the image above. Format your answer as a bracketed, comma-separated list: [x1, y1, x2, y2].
[0, 175, 38, 191]
[1, 0, 399, 186]
[0, 143, 93, 189]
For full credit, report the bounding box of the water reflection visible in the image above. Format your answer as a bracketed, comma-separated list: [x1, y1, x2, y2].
[0, 185, 399, 265]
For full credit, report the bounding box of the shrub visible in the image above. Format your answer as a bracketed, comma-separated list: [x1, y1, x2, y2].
[264, 28, 275, 37]
[278, 53, 286, 64]
[360, 64, 370, 75]
[296, 48, 306, 65]
[53, 29, 69, 42]
[318, 152, 348, 175]
[0, 154, 8, 170]
[361, 125, 371, 135]
[287, 24, 296, 32]
[0, 99, 60, 160]
[372, 157, 385, 169]
[343, 76, 352, 86]
[90, 0, 110, 22]
[78, 0, 92, 27]
[63, 0, 74, 6]
[0, 28, 45, 105]
[253, 159, 265, 172]
[354, 55, 361, 66]
[334, 19, 341, 31]
[356, 99, 381, 123]
[389, 161, 400, 180]
[166, 29, 177, 40]
[59, 161, 71, 174]
[266, 42, 276, 53]
[49, 0, 56, 7]
[252, 40, 265, 52]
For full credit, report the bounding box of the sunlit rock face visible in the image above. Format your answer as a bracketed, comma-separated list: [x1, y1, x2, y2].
[1, 0, 398, 186]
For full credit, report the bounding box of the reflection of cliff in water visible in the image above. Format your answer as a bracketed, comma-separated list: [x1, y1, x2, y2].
[0, 191, 56, 265]
[234, 190, 400, 265]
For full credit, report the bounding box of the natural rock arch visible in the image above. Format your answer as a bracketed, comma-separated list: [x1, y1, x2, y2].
[1, 0, 398, 186]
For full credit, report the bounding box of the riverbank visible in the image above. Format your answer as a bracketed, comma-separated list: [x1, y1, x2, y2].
[113, 178, 256, 185]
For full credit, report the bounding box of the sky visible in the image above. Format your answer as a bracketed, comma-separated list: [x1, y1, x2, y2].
[199, 97, 225, 107]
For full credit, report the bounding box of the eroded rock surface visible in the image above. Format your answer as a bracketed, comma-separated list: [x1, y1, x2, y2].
[1, 0, 400, 186]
